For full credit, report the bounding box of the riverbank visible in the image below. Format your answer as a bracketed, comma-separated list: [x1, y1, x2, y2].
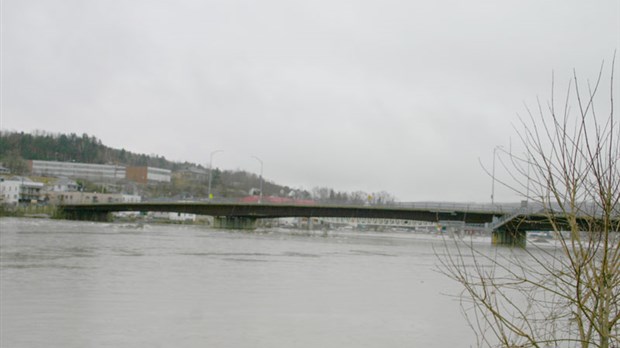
[0, 204, 58, 219]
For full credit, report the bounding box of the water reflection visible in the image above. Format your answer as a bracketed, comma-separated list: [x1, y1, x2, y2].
[1, 218, 476, 347]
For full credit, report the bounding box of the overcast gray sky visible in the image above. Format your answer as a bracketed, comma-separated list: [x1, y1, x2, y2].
[1, 0, 618, 202]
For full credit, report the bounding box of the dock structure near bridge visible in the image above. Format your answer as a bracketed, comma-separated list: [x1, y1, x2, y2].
[57, 202, 596, 247]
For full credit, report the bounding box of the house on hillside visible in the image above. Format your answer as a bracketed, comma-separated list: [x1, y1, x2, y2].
[48, 177, 80, 192]
[174, 166, 208, 182]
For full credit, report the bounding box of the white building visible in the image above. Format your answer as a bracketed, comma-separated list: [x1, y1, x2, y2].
[0, 177, 44, 204]
[48, 177, 80, 192]
[45, 191, 140, 205]
[0, 179, 21, 204]
[121, 194, 142, 203]
[112, 194, 143, 218]
[126, 166, 171, 184]
[27, 160, 172, 185]
[150, 211, 197, 222]
[146, 167, 171, 183]
[29, 160, 126, 182]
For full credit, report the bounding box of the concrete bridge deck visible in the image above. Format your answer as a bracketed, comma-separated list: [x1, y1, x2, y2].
[58, 202, 605, 247]
[58, 202, 504, 224]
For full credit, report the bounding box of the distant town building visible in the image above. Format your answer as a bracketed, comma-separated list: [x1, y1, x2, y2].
[112, 194, 143, 218]
[0, 179, 21, 204]
[0, 165, 10, 175]
[174, 166, 208, 182]
[0, 177, 44, 204]
[27, 160, 171, 185]
[48, 177, 80, 192]
[150, 211, 196, 222]
[121, 194, 142, 203]
[238, 196, 315, 205]
[126, 166, 171, 184]
[29, 160, 126, 182]
[44, 191, 142, 205]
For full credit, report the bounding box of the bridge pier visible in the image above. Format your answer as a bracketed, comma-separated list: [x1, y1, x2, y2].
[213, 216, 257, 230]
[492, 228, 527, 247]
[60, 209, 112, 222]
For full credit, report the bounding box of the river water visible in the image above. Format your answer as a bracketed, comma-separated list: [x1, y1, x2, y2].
[1, 218, 485, 347]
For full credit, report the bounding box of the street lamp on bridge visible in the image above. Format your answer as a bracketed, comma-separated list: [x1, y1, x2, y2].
[491, 145, 504, 206]
[251, 155, 263, 204]
[207, 150, 223, 200]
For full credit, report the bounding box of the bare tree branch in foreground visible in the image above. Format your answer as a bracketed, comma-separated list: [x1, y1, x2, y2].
[438, 57, 619, 347]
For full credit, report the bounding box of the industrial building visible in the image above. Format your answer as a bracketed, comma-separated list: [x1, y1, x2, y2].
[27, 160, 171, 184]
[125, 166, 171, 184]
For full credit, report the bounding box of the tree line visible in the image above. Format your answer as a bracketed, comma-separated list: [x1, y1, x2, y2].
[0, 131, 180, 170]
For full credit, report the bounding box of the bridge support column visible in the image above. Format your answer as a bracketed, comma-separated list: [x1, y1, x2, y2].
[492, 228, 526, 247]
[213, 216, 257, 230]
[60, 209, 112, 222]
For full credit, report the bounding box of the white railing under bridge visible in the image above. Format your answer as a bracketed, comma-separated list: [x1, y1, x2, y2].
[318, 217, 436, 228]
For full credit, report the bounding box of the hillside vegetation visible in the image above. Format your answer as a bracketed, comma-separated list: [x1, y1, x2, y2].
[0, 131, 394, 204]
[0, 131, 180, 170]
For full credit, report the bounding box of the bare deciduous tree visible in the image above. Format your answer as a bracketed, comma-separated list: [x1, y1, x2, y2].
[439, 58, 619, 347]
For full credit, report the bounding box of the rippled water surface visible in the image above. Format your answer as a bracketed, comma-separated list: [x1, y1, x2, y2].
[1, 218, 480, 347]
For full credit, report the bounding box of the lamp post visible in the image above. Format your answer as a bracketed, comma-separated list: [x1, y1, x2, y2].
[491, 145, 503, 206]
[207, 150, 223, 200]
[251, 155, 263, 203]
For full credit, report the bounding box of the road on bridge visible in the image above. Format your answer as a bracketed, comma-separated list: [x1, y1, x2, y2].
[59, 202, 503, 224]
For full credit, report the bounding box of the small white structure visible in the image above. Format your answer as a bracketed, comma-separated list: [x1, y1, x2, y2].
[48, 177, 80, 192]
[113, 194, 143, 218]
[121, 194, 142, 203]
[150, 211, 197, 222]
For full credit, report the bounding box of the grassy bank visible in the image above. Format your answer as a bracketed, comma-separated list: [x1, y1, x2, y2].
[0, 204, 59, 218]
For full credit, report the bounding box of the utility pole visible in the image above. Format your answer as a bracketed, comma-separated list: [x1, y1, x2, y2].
[207, 150, 223, 200]
[491, 145, 503, 206]
[251, 155, 263, 203]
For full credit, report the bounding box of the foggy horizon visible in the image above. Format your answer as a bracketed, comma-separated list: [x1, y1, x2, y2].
[1, 0, 618, 202]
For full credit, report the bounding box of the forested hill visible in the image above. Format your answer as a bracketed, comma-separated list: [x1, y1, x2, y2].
[0, 131, 189, 170]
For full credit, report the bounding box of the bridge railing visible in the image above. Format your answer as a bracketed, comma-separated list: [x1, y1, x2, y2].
[140, 197, 542, 216]
[392, 202, 519, 214]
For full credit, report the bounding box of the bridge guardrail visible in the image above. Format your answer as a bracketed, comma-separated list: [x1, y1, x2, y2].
[138, 198, 538, 215]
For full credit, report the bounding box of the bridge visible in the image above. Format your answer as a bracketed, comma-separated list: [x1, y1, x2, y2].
[57, 202, 578, 246]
